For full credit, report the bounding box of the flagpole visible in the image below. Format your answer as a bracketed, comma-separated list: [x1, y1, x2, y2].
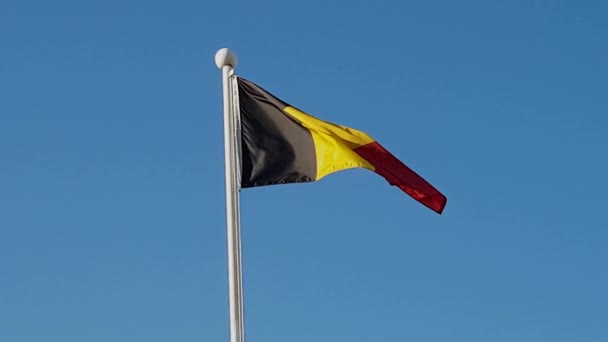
[215, 48, 245, 342]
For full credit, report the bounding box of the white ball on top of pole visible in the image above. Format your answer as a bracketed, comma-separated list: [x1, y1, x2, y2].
[215, 48, 238, 69]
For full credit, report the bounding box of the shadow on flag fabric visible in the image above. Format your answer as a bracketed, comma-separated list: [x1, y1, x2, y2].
[237, 77, 447, 214]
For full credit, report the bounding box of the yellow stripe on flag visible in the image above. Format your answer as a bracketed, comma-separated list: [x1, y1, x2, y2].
[283, 106, 376, 180]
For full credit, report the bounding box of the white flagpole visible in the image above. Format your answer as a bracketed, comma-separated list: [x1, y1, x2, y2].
[215, 48, 245, 342]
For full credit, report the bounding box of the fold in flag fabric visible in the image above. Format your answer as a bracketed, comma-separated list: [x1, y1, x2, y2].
[237, 77, 447, 214]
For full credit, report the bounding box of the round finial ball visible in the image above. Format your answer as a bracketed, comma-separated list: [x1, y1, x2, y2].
[215, 48, 237, 69]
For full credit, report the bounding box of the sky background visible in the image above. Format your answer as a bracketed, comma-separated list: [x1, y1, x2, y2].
[1, 1, 607, 341]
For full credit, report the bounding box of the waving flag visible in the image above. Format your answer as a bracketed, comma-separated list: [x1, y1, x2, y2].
[237, 77, 447, 214]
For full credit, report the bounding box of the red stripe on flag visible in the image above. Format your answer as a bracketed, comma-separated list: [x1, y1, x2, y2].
[353, 142, 447, 214]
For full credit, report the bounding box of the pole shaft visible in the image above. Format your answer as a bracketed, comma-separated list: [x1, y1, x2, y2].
[221, 65, 244, 342]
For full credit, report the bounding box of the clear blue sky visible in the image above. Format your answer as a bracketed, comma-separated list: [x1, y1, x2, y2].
[1, 1, 607, 341]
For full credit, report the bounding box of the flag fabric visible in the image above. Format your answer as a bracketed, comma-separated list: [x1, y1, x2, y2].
[236, 77, 447, 214]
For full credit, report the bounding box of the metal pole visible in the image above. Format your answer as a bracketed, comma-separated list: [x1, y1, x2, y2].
[215, 48, 244, 342]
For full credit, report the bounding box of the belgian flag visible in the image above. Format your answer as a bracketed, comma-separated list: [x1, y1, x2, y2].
[238, 78, 447, 214]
